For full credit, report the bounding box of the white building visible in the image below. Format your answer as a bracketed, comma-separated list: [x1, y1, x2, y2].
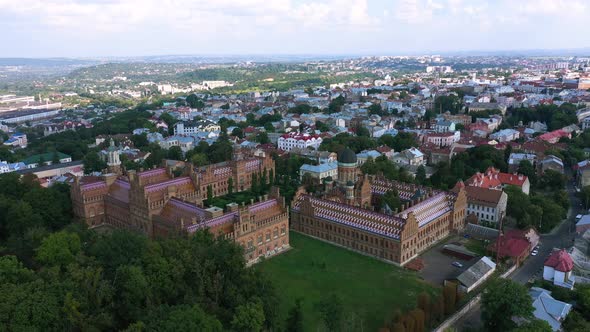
[392, 147, 425, 166]
[278, 133, 322, 152]
[543, 249, 575, 289]
[174, 120, 221, 135]
[489, 129, 520, 143]
[299, 162, 338, 182]
[464, 185, 507, 225]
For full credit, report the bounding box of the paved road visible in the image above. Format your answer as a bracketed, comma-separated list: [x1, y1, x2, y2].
[454, 180, 581, 330]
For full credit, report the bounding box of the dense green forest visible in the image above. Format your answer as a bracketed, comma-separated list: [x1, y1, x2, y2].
[0, 173, 281, 331]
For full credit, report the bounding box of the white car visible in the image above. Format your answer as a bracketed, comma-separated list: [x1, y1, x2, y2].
[531, 250, 538, 256]
[452, 262, 463, 268]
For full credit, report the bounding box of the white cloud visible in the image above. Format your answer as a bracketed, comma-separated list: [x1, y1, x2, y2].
[0, 0, 376, 34]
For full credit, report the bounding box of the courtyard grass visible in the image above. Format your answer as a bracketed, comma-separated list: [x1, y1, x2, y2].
[256, 232, 439, 331]
[464, 238, 489, 256]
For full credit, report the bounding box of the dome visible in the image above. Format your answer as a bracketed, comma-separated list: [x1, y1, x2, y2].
[338, 148, 357, 164]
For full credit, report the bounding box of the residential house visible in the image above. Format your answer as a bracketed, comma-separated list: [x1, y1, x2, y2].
[433, 120, 456, 133]
[0, 160, 26, 173]
[540, 155, 564, 174]
[539, 130, 571, 144]
[543, 249, 575, 289]
[575, 160, 590, 188]
[423, 131, 461, 148]
[392, 147, 425, 166]
[468, 102, 507, 115]
[2, 132, 27, 148]
[529, 287, 572, 331]
[356, 150, 382, 165]
[508, 153, 537, 172]
[461, 184, 507, 226]
[575, 215, 590, 234]
[488, 228, 539, 266]
[466, 167, 530, 194]
[489, 129, 520, 143]
[299, 162, 338, 182]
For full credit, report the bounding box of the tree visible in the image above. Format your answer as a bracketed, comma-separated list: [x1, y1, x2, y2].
[231, 300, 265, 332]
[191, 153, 209, 167]
[417, 292, 431, 326]
[231, 127, 244, 138]
[114, 265, 150, 324]
[380, 190, 402, 212]
[167, 146, 183, 161]
[443, 283, 457, 315]
[143, 304, 222, 332]
[538, 169, 566, 191]
[51, 152, 60, 164]
[416, 166, 427, 185]
[36, 231, 81, 267]
[186, 94, 205, 109]
[285, 299, 304, 332]
[317, 294, 344, 331]
[0, 255, 35, 284]
[131, 133, 149, 149]
[206, 185, 213, 206]
[391, 323, 405, 332]
[517, 160, 537, 186]
[368, 103, 385, 116]
[513, 319, 553, 332]
[481, 279, 534, 332]
[435, 95, 462, 114]
[562, 310, 590, 332]
[159, 112, 178, 128]
[82, 151, 107, 174]
[228, 177, 234, 195]
[326, 95, 346, 114]
[256, 132, 270, 144]
[315, 120, 330, 132]
[356, 124, 371, 137]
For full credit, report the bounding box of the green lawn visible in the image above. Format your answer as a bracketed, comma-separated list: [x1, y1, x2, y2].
[464, 238, 488, 256]
[257, 232, 438, 331]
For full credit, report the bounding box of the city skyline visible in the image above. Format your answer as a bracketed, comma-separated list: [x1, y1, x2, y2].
[1, 0, 590, 58]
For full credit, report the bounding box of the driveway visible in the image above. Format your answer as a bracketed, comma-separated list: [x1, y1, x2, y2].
[419, 237, 479, 286]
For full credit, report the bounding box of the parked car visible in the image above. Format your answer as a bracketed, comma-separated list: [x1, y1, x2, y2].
[531, 250, 538, 256]
[452, 262, 463, 268]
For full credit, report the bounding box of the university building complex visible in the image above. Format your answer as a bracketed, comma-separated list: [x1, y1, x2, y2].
[71, 151, 289, 263]
[290, 148, 467, 266]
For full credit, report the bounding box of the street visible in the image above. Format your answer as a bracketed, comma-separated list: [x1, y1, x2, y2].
[453, 180, 580, 330]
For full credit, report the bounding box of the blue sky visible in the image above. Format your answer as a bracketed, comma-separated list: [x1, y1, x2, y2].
[1, 0, 589, 57]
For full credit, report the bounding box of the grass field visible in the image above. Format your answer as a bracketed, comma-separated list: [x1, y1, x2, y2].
[257, 232, 439, 331]
[464, 238, 489, 256]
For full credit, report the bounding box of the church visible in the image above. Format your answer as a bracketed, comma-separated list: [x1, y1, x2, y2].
[290, 148, 467, 266]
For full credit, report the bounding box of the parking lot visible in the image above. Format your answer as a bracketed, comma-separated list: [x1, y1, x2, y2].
[418, 237, 479, 286]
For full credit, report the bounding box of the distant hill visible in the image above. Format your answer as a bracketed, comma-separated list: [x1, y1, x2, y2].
[0, 58, 98, 67]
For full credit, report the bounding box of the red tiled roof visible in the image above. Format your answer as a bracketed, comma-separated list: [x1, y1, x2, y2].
[466, 167, 527, 189]
[544, 249, 574, 272]
[489, 236, 529, 258]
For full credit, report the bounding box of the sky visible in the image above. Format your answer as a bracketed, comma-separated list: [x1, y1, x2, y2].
[1, 0, 589, 58]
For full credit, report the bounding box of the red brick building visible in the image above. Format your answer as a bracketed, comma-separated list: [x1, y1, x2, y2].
[70, 151, 287, 263]
[290, 148, 467, 266]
